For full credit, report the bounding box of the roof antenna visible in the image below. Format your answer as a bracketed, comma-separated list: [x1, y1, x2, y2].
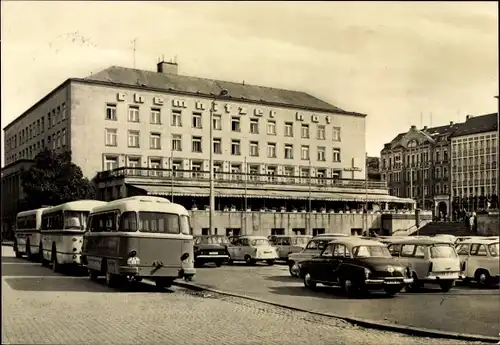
[132, 38, 137, 68]
[162, 54, 165, 62]
[430, 112, 433, 127]
[174, 55, 178, 64]
[242, 80, 245, 85]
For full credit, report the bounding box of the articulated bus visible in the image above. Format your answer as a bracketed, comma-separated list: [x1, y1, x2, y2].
[82, 196, 196, 289]
[40, 200, 107, 272]
[14, 208, 49, 260]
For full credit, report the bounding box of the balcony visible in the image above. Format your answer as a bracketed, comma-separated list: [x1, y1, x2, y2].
[96, 167, 388, 190]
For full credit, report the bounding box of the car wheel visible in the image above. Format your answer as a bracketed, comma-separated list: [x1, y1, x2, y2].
[303, 272, 317, 290]
[215, 261, 222, 267]
[88, 269, 99, 281]
[266, 259, 275, 266]
[406, 272, 421, 292]
[475, 270, 491, 288]
[244, 255, 254, 265]
[288, 262, 299, 277]
[439, 280, 454, 292]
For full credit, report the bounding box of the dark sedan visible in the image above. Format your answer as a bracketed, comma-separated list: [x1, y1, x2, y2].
[193, 235, 230, 267]
[299, 238, 413, 297]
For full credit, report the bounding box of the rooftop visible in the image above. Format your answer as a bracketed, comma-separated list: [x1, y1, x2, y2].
[450, 113, 498, 138]
[86, 65, 364, 116]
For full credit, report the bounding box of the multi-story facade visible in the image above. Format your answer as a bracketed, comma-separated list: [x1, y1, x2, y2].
[380, 122, 460, 217]
[366, 156, 381, 181]
[450, 113, 498, 212]
[3, 60, 414, 236]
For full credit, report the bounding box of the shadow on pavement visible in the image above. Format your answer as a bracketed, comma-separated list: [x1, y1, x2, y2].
[1, 257, 30, 264]
[265, 275, 300, 282]
[4, 276, 179, 293]
[268, 285, 397, 300]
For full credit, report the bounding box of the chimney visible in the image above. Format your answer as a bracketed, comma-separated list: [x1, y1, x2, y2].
[157, 59, 178, 75]
[410, 125, 416, 130]
[449, 121, 453, 126]
[423, 126, 428, 130]
[466, 115, 471, 121]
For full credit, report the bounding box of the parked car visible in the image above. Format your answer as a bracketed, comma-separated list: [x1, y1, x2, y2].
[455, 238, 499, 287]
[193, 235, 230, 267]
[388, 238, 461, 292]
[227, 236, 279, 265]
[268, 235, 312, 261]
[431, 234, 456, 243]
[287, 233, 350, 277]
[298, 238, 413, 297]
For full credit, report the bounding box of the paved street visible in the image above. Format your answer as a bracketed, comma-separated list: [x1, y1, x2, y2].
[1, 245, 493, 345]
[190, 261, 500, 338]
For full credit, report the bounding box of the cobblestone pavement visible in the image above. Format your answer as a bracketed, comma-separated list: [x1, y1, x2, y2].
[1, 246, 493, 345]
[189, 262, 500, 338]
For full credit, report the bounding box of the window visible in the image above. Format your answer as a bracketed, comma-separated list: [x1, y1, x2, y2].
[317, 125, 325, 140]
[284, 144, 293, 159]
[332, 127, 341, 141]
[231, 140, 241, 155]
[430, 245, 457, 259]
[401, 244, 416, 257]
[231, 164, 242, 180]
[250, 119, 259, 134]
[317, 146, 326, 161]
[51, 110, 56, 126]
[128, 130, 140, 148]
[470, 244, 488, 256]
[285, 122, 293, 137]
[213, 115, 221, 130]
[127, 157, 140, 168]
[56, 106, 61, 123]
[36, 119, 40, 136]
[128, 106, 140, 122]
[250, 141, 259, 157]
[61, 103, 66, 120]
[231, 117, 240, 131]
[104, 156, 118, 170]
[138, 212, 181, 234]
[191, 162, 202, 178]
[56, 131, 61, 148]
[249, 165, 259, 180]
[301, 145, 309, 160]
[192, 136, 202, 153]
[192, 112, 202, 128]
[172, 110, 182, 126]
[102, 128, 116, 147]
[332, 148, 341, 162]
[172, 134, 182, 151]
[150, 108, 161, 124]
[333, 244, 348, 257]
[267, 143, 276, 158]
[213, 138, 222, 154]
[41, 117, 45, 133]
[322, 244, 334, 257]
[267, 120, 276, 135]
[317, 169, 326, 183]
[301, 124, 309, 138]
[150, 133, 161, 149]
[150, 159, 161, 170]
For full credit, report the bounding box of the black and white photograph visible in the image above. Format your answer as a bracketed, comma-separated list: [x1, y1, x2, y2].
[1, 1, 498, 345]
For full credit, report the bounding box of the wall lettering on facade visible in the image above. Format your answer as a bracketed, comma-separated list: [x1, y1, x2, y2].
[225, 104, 232, 113]
[254, 108, 263, 116]
[239, 107, 247, 115]
[116, 92, 126, 102]
[153, 97, 164, 106]
[172, 99, 186, 108]
[326, 116, 331, 124]
[311, 115, 319, 123]
[269, 110, 276, 118]
[134, 94, 145, 104]
[195, 101, 206, 110]
[212, 102, 220, 112]
[296, 112, 304, 121]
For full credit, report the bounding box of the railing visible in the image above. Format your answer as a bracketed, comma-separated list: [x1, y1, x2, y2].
[96, 167, 388, 189]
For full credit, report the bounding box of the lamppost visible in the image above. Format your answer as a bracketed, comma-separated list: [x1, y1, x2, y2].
[495, 96, 499, 209]
[209, 89, 229, 235]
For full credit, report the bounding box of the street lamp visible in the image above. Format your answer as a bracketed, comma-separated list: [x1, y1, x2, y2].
[209, 89, 229, 235]
[495, 96, 499, 209]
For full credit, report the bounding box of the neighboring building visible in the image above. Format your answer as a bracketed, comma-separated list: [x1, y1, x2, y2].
[380, 122, 461, 217]
[366, 156, 381, 181]
[450, 113, 498, 213]
[3, 60, 414, 235]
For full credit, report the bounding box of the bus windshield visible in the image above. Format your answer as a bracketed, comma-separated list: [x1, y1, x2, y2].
[137, 212, 189, 234]
[64, 211, 89, 230]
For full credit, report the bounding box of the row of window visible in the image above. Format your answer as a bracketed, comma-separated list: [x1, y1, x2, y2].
[103, 155, 342, 179]
[105, 129, 342, 162]
[105, 104, 342, 141]
[453, 186, 498, 197]
[451, 171, 498, 183]
[390, 184, 449, 198]
[382, 150, 449, 169]
[5, 129, 67, 163]
[383, 167, 449, 183]
[451, 155, 497, 166]
[452, 137, 497, 150]
[5, 103, 67, 152]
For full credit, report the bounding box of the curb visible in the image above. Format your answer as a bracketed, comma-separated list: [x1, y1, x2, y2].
[1, 242, 13, 247]
[173, 281, 500, 344]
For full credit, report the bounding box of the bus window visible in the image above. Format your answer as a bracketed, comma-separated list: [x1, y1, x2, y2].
[180, 215, 190, 235]
[119, 212, 137, 232]
[138, 212, 180, 234]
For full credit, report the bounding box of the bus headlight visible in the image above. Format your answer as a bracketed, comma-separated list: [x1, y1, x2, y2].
[127, 257, 140, 266]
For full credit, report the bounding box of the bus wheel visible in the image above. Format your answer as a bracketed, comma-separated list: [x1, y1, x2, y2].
[105, 272, 122, 288]
[88, 269, 99, 281]
[40, 243, 49, 266]
[26, 241, 33, 261]
[155, 278, 173, 289]
[51, 248, 60, 273]
[14, 241, 22, 258]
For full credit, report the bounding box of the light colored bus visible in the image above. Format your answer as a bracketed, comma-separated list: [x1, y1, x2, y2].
[14, 208, 49, 260]
[40, 200, 107, 272]
[82, 196, 196, 289]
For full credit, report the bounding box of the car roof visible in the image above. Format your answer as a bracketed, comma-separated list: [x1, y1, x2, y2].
[328, 238, 386, 247]
[458, 238, 499, 245]
[194, 235, 228, 237]
[389, 238, 455, 245]
[240, 235, 268, 239]
[314, 233, 350, 238]
[271, 235, 312, 238]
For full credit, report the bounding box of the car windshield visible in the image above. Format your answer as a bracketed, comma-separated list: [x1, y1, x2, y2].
[489, 243, 499, 257]
[306, 240, 330, 250]
[430, 244, 457, 258]
[294, 237, 309, 245]
[352, 245, 392, 258]
[251, 239, 270, 246]
[196, 236, 229, 245]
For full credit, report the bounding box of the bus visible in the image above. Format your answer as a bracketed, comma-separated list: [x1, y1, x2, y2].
[14, 208, 49, 260]
[40, 200, 107, 272]
[82, 196, 196, 289]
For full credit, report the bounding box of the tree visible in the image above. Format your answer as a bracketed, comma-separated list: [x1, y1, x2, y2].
[20, 148, 96, 210]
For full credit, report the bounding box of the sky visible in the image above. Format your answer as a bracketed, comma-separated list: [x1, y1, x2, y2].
[1, 1, 498, 168]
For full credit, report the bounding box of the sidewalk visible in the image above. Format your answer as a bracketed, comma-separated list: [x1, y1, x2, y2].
[1, 241, 13, 247]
